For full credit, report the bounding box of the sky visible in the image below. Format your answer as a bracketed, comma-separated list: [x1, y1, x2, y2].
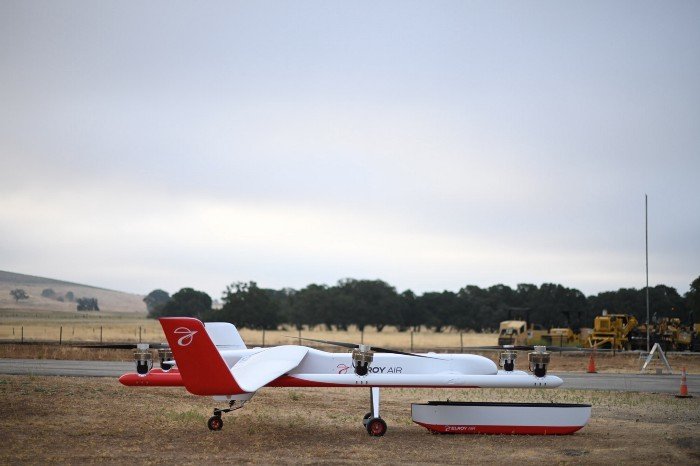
[1, 1, 699, 299]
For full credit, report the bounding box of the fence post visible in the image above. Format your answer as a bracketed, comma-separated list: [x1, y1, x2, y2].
[100, 326, 103, 343]
[262, 329, 266, 347]
[460, 332, 464, 353]
[21, 326, 24, 344]
[361, 329, 364, 345]
[298, 329, 301, 346]
[411, 331, 414, 352]
[139, 326, 142, 343]
[59, 326, 62, 345]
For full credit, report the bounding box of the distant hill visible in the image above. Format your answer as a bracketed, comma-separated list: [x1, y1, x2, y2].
[0, 270, 146, 314]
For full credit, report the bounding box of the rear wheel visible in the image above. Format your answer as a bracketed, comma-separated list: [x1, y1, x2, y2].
[366, 417, 387, 437]
[208, 415, 223, 431]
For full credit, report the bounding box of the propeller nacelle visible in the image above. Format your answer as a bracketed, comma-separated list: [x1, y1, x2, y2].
[351, 344, 374, 376]
[134, 344, 152, 376]
[157, 347, 174, 371]
[499, 345, 517, 372]
[528, 346, 551, 378]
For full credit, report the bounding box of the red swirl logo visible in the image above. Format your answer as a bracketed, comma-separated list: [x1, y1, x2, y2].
[337, 364, 350, 374]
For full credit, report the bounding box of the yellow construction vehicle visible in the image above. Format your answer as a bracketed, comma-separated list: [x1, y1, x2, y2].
[586, 312, 638, 350]
[631, 317, 699, 351]
[497, 320, 547, 346]
[543, 327, 579, 346]
[654, 317, 696, 351]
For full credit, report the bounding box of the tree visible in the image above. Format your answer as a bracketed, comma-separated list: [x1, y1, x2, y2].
[588, 285, 686, 323]
[77, 298, 99, 311]
[416, 291, 460, 332]
[144, 289, 170, 317]
[216, 282, 279, 330]
[397, 290, 423, 332]
[685, 276, 700, 321]
[41, 289, 56, 298]
[335, 279, 400, 332]
[289, 284, 330, 330]
[155, 288, 212, 318]
[10, 289, 29, 303]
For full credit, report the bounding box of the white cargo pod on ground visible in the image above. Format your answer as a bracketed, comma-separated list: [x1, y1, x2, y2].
[412, 401, 591, 435]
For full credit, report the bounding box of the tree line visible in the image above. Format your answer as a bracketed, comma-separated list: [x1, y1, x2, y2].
[144, 275, 700, 332]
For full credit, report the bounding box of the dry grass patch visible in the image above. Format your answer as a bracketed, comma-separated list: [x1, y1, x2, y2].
[0, 375, 698, 465]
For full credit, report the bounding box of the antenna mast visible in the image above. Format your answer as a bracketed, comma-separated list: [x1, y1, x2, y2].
[645, 194, 650, 353]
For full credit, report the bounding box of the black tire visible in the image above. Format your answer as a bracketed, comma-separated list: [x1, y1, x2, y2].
[366, 417, 387, 437]
[363, 412, 372, 426]
[208, 415, 223, 431]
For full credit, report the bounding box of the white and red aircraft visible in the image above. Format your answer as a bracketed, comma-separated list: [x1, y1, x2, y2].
[120, 317, 563, 436]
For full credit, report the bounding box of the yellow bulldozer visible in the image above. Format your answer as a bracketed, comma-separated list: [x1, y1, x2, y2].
[586, 312, 638, 351]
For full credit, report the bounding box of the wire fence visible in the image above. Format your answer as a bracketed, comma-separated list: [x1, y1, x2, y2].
[0, 324, 498, 352]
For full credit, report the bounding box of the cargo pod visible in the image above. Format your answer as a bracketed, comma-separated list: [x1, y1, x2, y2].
[411, 401, 591, 435]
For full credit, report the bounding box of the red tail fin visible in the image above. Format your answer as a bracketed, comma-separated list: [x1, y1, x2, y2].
[159, 317, 244, 395]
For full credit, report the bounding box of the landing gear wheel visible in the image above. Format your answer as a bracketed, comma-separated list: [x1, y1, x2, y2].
[366, 417, 387, 437]
[208, 415, 223, 431]
[363, 412, 372, 426]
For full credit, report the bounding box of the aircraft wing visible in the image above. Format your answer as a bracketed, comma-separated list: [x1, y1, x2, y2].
[231, 345, 309, 392]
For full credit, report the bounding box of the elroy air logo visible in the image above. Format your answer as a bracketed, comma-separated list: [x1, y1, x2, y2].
[174, 327, 198, 347]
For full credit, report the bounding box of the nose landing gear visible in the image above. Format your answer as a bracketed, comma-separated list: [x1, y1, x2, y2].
[363, 387, 387, 436]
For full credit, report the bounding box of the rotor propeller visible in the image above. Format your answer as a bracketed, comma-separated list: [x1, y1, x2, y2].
[289, 336, 443, 359]
[74, 342, 170, 350]
[440, 344, 612, 352]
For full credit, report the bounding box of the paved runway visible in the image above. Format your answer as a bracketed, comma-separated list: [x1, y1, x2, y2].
[0, 358, 695, 394]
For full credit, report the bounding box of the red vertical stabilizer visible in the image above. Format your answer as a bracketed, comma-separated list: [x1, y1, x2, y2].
[159, 317, 244, 396]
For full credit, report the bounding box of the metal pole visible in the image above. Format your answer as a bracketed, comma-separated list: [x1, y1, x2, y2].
[411, 331, 414, 352]
[361, 329, 364, 345]
[59, 326, 62, 345]
[100, 326, 103, 343]
[21, 326, 23, 343]
[262, 329, 265, 347]
[645, 194, 650, 353]
[139, 326, 142, 343]
[298, 328, 301, 346]
[460, 333, 464, 353]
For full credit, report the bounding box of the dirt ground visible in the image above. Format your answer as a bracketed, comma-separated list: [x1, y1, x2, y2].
[2, 343, 699, 374]
[0, 375, 698, 465]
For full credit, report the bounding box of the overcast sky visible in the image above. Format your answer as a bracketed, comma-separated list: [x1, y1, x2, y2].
[1, 1, 698, 299]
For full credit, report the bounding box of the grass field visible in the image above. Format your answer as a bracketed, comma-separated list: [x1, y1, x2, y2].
[0, 375, 698, 464]
[0, 308, 496, 349]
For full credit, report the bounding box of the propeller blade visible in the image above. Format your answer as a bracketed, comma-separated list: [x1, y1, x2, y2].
[287, 336, 443, 359]
[74, 342, 170, 350]
[288, 336, 359, 349]
[442, 345, 613, 353]
[367, 345, 441, 359]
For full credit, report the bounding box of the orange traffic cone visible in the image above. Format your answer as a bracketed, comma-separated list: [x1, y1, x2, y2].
[675, 367, 692, 398]
[587, 352, 597, 374]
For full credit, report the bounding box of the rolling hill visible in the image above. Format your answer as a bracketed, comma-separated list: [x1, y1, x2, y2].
[0, 270, 146, 314]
